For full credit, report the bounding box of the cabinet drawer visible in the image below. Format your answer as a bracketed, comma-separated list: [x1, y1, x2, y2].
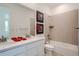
[24, 40, 44, 56]
[0, 45, 25, 56]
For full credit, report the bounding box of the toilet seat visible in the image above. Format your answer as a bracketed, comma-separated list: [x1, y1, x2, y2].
[45, 44, 54, 51]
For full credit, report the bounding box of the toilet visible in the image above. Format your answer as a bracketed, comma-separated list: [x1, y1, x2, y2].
[44, 44, 54, 56]
[45, 44, 54, 51]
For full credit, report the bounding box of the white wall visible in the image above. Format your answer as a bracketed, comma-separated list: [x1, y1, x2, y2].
[44, 14, 51, 40]
[50, 4, 79, 45]
[47, 4, 79, 56]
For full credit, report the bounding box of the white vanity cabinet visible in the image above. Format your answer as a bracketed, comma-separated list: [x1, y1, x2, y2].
[0, 38, 44, 56]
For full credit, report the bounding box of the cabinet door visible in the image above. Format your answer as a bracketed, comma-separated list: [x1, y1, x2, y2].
[16, 45, 40, 56]
[16, 51, 26, 56]
[36, 40, 44, 56]
[37, 43, 44, 56]
[25, 47, 38, 56]
[0, 45, 25, 56]
[24, 40, 44, 56]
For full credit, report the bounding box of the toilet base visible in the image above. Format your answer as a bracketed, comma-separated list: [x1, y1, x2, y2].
[44, 44, 54, 56]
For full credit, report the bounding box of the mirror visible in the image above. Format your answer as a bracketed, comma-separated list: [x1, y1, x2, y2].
[0, 7, 10, 39]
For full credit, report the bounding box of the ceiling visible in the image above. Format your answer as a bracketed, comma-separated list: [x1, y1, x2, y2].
[36, 3, 62, 8]
[20, 3, 62, 15]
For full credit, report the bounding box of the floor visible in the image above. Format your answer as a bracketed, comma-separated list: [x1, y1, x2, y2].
[44, 47, 63, 56]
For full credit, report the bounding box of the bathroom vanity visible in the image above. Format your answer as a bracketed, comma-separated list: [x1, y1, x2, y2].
[0, 36, 45, 56]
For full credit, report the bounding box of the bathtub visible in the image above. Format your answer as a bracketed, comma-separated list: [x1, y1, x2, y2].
[50, 41, 78, 56]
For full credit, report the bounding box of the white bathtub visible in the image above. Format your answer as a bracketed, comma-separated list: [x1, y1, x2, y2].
[50, 41, 78, 56]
